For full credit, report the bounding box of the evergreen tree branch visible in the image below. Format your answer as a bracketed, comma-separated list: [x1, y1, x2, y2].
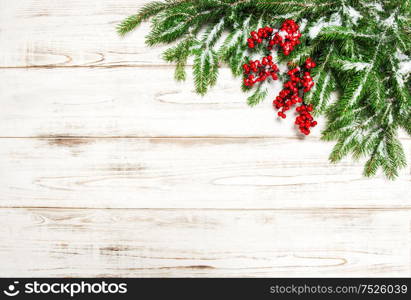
[118, 0, 411, 179]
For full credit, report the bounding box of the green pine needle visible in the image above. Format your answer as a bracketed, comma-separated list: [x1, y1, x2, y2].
[118, 0, 411, 179]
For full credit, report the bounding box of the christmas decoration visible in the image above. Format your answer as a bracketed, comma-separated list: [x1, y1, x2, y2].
[273, 58, 318, 135]
[118, 0, 411, 179]
[242, 55, 279, 87]
[244, 21, 317, 134]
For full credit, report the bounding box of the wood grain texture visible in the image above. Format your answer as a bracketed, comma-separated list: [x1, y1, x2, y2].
[0, 0, 165, 67]
[0, 138, 410, 209]
[0, 67, 302, 138]
[1, 68, 410, 140]
[0, 208, 409, 277]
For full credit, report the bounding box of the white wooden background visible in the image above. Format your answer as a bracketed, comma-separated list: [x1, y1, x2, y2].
[0, 0, 410, 277]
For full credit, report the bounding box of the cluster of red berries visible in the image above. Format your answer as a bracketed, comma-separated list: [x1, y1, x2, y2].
[247, 20, 301, 56]
[245, 20, 318, 135]
[274, 19, 301, 55]
[243, 55, 279, 87]
[304, 57, 316, 69]
[288, 61, 316, 92]
[296, 104, 317, 135]
[247, 26, 274, 48]
[273, 57, 317, 135]
[273, 87, 303, 119]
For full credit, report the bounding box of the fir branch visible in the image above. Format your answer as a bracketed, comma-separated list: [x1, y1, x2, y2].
[304, 44, 335, 112]
[117, 1, 190, 36]
[118, 0, 411, 179]
[317, 27, 378, 41]
[247, 82, 268, 106]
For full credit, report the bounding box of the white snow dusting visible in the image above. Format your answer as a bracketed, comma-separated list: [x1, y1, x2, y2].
[383, 13, 396, 28]
[308, 13, 342, 39]
[345, 6, 362, 25]
[299, 18, 308, 32]
[341, 61, 371, 71]
[349, 79, 365, 106]
[318, 72, 331, 108]
[395, 49, 409, 61]
[278, 30, 288, 39]
[395, 49, 411, 76]
[309, 17, 326, 39]
[399, 61, 411, 75]
[205, 18, 224, 45]
[366, 2, 383, 12]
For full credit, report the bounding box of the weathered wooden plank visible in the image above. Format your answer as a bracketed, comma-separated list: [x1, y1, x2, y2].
[0, 208, 408, 277]
[1, 67, 409, 139]
[0, 67, 311, 138]
[0, 0, 167, 67]
[0, 138, 409, 209]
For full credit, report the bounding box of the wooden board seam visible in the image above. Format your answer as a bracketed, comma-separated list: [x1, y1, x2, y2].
[0, 64, 180, 69]
[1, 206, 410, 211]
[1, 136, 410, 141]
